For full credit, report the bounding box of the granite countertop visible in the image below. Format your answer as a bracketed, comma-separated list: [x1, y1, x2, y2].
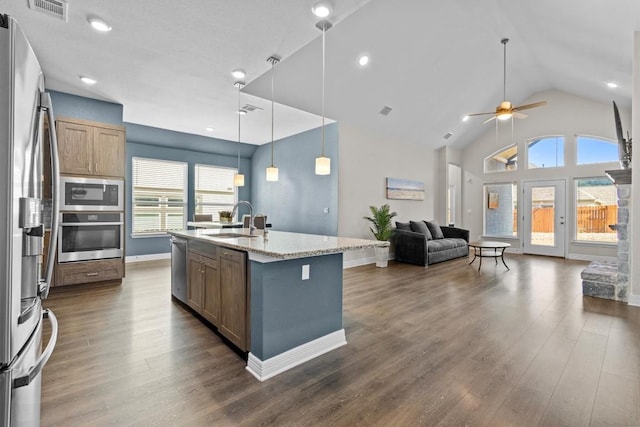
[169, 229, 386, 260]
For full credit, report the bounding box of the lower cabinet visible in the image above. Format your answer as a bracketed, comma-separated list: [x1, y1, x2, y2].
[56, 259, 123, 286]
[187, 242, 247, 351]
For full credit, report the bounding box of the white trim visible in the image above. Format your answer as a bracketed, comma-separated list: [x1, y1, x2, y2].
[344, 255, 376, 268]
[125, 253, 171, 264]
[245, 329, 347, 382]
[627, 294, 640, 307]
[566, 253, 616, 262]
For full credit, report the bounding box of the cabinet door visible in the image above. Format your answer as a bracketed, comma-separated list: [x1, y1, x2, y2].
[219, 249, 247, 350]
[201, 256, 220, 326]
[93, 127, 125, 177]
[57, 121, 92, 175]
[187, 254, 204, 312]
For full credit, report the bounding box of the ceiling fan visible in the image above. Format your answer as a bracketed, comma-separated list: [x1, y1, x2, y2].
[467, 38, 546, 124]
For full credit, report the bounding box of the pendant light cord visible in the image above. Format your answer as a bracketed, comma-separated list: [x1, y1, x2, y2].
[502, 38, 508, 101]
[237, 83, 242, 170]
[271, 59, 275, 167]
[321, 23, 326, 157]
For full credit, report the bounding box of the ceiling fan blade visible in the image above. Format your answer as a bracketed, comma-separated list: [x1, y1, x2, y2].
[466, 111, 496, 117]
[514, 101, 547, 111]
[482, 115, 497, 124]
[513, 112, 528, 119]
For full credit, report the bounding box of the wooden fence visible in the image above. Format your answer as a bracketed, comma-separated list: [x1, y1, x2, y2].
[514, 206, 617, 233]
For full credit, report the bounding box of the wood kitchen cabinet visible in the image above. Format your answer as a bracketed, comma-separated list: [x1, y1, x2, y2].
[56, 259, 124, 287]
[219, 247, 247, 351]
[186, 242, 248, 351]
[56, 117, 125, 178]
[188, 244, 221, 326]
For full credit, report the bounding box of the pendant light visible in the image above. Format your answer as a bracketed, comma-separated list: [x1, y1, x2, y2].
[266, 56, 280, 181]
[234, 81, 245, 187]
[315, 19, 332, 175]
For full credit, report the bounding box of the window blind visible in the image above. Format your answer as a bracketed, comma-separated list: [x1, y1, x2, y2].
[195, 164, 237, 221]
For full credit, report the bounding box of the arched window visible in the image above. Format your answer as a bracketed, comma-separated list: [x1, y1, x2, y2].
[527, 136, 564, 169]
[484, 143, 517, 173]
[576, 136, 618, 165]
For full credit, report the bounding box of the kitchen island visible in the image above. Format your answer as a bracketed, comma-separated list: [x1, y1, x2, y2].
[169, 228, 384, 381]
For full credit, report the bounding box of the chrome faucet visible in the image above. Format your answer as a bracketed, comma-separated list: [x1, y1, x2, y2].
[231, 200, 255, 234]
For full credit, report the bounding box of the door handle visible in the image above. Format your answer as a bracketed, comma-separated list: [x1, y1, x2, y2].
[13, 310, 58, 389]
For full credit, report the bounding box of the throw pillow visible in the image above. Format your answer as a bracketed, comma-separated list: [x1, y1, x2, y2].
[410, 220, 432, 240]
[424, 220, 444, 239]
[395, 221, 411, 231]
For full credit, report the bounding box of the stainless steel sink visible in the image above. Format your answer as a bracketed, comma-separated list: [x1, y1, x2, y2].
[201, 231, 258, 238]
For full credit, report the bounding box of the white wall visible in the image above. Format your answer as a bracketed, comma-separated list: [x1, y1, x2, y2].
[461, 89, 631, 260]
[338, 122, 437, 265]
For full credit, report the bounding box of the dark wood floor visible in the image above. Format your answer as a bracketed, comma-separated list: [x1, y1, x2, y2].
[41, 255, 640, 426]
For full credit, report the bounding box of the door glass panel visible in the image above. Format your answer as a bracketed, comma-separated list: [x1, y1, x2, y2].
[530, 186, 555, 246]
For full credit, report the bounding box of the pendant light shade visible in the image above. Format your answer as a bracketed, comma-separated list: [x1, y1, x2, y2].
[234, 81, 245, 187]
[315, 19, 332, 175]
[266, 56, 280, 182]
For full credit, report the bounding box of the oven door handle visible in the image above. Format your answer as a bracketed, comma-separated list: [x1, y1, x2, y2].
[60, 222, 124, 226]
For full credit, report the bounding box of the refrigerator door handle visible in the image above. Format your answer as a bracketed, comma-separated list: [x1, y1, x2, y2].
[13, 310, 58, 389]
[39, 92, 60, 299]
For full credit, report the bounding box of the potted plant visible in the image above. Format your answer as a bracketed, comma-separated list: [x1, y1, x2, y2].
[363, 204, 397, 267]
[219, 210, 233, 223]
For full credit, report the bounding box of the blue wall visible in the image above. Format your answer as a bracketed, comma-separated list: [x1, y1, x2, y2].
[251, 124, 339, 235]
[48, 90, 123, 125]
[126, 125, 255, 256]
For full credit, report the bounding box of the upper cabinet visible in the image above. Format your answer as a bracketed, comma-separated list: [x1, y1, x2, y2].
[56, 117, 125, 178]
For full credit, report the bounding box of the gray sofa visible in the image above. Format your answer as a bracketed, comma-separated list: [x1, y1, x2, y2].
[392, 220, 469, 266]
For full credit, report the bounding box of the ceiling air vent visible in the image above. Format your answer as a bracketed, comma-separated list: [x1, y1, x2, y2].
[379, 106, 392, 116]
[28, 0, 68, 22]
[443, 132, 454, 140]
[241, 104, 263, 113]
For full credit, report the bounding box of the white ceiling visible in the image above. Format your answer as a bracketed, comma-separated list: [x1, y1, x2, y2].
[3, 0, 640, 149]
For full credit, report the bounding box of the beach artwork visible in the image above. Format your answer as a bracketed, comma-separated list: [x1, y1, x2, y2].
[386, 177, 425, 200]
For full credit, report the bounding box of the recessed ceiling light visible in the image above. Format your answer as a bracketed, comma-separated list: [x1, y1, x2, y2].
[231, 69, 246, 79]
[462, 115, 470, 122]
[358, 55, 369, 66]
[607, 82, 618, 89]
[79, 76, 97, 85]
[237, 110, 247, 115]
[312, 2, 332, 18]
[88, 17, 112, 32]
[205, 127, 214, 132]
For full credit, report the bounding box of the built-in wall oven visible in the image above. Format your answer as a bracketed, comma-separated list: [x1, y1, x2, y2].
[60, 176, 123, 211]
[58, 212, 124, 262]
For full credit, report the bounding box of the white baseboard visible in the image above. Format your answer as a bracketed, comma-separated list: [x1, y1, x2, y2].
[343, 254, 395, 269]
[246, 329, 347, 382]
[125, 253, 171, 264]
[628, 294, 640, 307]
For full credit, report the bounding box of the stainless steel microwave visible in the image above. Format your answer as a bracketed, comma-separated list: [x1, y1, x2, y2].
[59, 177, 123, 211]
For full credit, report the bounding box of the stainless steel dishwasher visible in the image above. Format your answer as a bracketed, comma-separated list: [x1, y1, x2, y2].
[170, 236, 188, 303]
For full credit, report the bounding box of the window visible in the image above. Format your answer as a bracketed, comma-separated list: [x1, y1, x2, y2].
[484, 182, 518, 238]
[527, 136, 564, 168]
[195, 164, 237, 221]
[132, 157, 187, 235]
[484, 144, 517, 173]
[576, 136, 618, 165]
[575, 177, 617, 243]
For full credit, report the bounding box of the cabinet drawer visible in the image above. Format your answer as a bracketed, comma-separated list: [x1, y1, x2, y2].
[189, 241, 218, 258]
[219, 248, 245, 263]
[57, 259, 123, 286]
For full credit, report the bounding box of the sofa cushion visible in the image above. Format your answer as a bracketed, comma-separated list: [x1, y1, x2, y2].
[395, 221, 411, 231]
[427, 238, 467, 252]
[410, 220, 432, 240]
[425, 220, 444, 239]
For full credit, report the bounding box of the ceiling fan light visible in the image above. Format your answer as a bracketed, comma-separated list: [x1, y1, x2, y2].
[497, 112, 512, 121]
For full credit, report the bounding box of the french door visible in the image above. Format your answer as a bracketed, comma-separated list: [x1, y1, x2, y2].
[522, 180, 566, 257]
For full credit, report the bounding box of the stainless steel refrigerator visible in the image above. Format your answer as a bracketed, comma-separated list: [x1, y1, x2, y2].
[0, 13, 60, 427]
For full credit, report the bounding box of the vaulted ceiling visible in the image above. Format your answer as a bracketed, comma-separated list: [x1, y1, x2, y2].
[4, 0, 639, 149]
